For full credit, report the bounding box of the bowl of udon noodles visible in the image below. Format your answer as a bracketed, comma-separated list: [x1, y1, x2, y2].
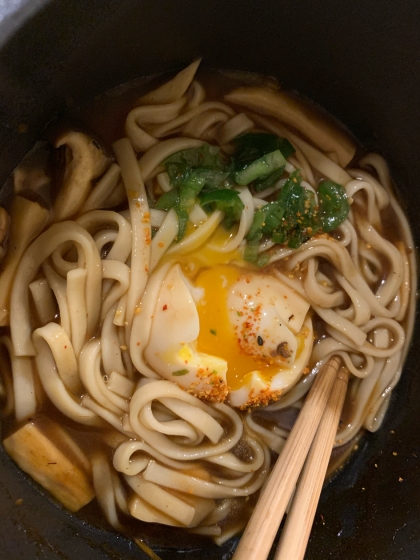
[0, 1, 419, 559]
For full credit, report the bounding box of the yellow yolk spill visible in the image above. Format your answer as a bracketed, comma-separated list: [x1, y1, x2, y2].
[158, 225, 308, 392]
[165, 225, 242, 279]
[195, 264, 284, 391]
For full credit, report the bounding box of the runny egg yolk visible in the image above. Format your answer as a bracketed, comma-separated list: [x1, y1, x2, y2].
[195, 264, 285, 391]
[162, 225, 241, 279]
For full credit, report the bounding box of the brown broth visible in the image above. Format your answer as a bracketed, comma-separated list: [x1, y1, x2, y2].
[0, 67, 413, 551]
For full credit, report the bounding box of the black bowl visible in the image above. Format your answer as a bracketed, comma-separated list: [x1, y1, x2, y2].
[0, 1, 419, 559]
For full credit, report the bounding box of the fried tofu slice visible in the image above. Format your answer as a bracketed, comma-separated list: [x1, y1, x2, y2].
[3, 416, 95, 512]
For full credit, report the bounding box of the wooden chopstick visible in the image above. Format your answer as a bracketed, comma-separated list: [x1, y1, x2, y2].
[232, 356, 341, 560]
[274, 367, 349, 560]
[134, 538, 163, 560]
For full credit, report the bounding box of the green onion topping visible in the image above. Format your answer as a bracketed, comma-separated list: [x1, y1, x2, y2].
[172, 369, 189, 376]
[150, 133, 349, 259]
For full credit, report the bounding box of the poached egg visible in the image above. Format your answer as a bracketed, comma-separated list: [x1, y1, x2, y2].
[143, 226, 313, 408]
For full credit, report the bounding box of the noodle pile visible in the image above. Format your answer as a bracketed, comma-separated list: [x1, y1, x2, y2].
[0, 61, 415, 544]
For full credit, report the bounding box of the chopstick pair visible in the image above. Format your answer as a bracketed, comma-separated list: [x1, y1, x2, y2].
[233, 356, 348, 560]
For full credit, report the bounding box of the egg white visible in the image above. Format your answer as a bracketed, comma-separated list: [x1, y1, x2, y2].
[144, 264, 229, 402]
[144, 262, 313, 407]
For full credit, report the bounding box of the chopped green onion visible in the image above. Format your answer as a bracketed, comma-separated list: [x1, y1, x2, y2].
[179, 169, 231, 211]
[234, 150, 286, 186]
[253, 166, 285, 192]
[199, 189, 244, 229]
[165, 144, 224, 170]
[175, 207, 189, 241]
[256, 253, 271, 268]
[272, 230, 287, 244]
[246, 209, 267, 245]
[172, 369, 189, 376]
[166, 162, 191, 187]
[153, 140, 349, 260]
[233, 133, 295, 168]
[243, 243, 260, 263]
[155, 188, 179, 210]
[318, 180, 350, 232]
[210, 329, 217, 335]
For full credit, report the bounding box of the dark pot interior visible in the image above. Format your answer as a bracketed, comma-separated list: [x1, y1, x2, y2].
[0, 1, 419, 559]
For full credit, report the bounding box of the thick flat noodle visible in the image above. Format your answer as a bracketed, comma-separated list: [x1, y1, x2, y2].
[32, 325, 101, 426]
[113, 139, 150, 327]
[138, 59, 201, 105]
[0, 196, 49, 326]
[139, 137, 204, 182]
[10, 222, 102, 356]
[125, 97, 186, 152]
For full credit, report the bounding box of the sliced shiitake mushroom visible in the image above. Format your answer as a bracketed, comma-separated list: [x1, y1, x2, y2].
[53, 132, 109, 221]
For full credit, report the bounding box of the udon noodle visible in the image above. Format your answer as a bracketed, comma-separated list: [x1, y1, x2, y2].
[0, 60, 416, 547]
